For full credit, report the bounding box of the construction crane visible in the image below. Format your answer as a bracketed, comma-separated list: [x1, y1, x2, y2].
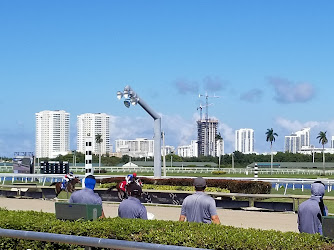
[197, 103, 213, 121]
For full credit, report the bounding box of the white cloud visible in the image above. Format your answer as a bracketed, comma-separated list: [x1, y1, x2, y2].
[109, 113, 198, 148]
[218, 122, 235, 153]
[268, 77, 316, 103]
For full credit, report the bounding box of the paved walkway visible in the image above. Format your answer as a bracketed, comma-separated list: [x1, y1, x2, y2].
[0, 197, 298, 232]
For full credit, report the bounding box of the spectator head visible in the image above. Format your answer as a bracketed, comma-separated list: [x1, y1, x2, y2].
[311, 181, 325, 197]
[127, 182, 142, 197]
[194, 177, 206, 191]
[85, 175, 96, 190]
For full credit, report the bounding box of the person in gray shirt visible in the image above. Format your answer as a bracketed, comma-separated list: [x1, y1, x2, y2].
[179, 177, 220, 224]
[298, 181, 328, 234]
[69, 175, 105, 218]
[118, 182, 148, 219]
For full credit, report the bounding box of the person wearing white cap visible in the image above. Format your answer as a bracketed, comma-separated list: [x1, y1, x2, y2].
[179, 177, 220, 224]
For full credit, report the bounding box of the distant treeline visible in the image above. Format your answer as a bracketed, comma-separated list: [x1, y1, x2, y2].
[35, 151, 334, 168]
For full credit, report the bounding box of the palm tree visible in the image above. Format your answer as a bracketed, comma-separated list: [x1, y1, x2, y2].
[265, 128, 278, 175]
[95, 134, 103, 174]
[317, 131, 328, 175]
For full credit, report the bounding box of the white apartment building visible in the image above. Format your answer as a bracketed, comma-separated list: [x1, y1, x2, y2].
[216, 138, 224, 156]
[235, 128, 254, 154]
[77, 113, 110, 155]
[285, 128, 310, 153]
[295, 128, 310, 147]
[285, 134, 300, 153]
[161, 145, 175, 156]
[177, 140, 198, 158]
[115, 138, 154, 158]
[331, 136, 334, 148]
[35, 110, 70, 158]
[197, 119, 218, 156]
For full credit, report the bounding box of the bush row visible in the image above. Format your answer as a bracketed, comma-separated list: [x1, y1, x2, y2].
[0, 208, 332, 250]
[99, 177, 271, 194]
[99, 182, 230, 193]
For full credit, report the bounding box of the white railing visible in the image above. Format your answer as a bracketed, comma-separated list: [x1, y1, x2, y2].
[2, 165, 334, 176]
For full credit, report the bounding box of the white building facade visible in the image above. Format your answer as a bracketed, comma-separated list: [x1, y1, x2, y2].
[115, 138, 154, 158]
[285, 134, 300, 153]
[35, 110, 70, 158]
[235, 128, 254, 154]
[177, 140, 198, 158]
[161, 145, 175, 156]
[216, 139, 224, 156]
[77, 113, 110, 155]
[285, 128, 310, 153]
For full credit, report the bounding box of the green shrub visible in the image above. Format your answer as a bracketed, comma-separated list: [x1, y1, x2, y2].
[100, 177, 271, 194]
[0, 208, 333, 249]
[211, 170, 227, 175]
[142, 184, 230, 193]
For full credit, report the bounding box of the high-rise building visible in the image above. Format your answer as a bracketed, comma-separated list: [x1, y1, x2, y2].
[331, 136, 334, 148]
[77, 113, 110, 155]
[285, 128, 310, 153]
[295, 128, 310, 147]
[235, 128, 254, 154]
[285, 134, 300, 153]
[216, 138, 224, 156]
[35, 110, 70, 158]
[197, 119, 218, 156]
[177, 140, 198, 157]
[115, 138, 154, 158]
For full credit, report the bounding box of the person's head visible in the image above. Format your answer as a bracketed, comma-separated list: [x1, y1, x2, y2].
[85, 175, 96, 190]
[311, 181, 325, 197]
[127, 182, 142, 197]
[194, 177, 206, 191]
[69, 172, 74, 176]
[133, 173, 137, 178]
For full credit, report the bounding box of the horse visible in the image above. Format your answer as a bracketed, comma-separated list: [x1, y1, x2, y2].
[115, 178, 143, 201]
[50, 177, 81, 197]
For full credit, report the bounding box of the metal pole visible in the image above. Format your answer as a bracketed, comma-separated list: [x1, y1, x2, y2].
[0, 228, 201, 250]
[119, 86, 162, 178]
[232, 153, 234, 169]
[154, 118, 162, 178]
[162, 131, 166, 177]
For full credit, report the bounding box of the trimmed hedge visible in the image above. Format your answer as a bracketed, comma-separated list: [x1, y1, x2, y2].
[0, 208, 333, 249]
[100, 183, 230, 193]
[100, 177, 271, 194]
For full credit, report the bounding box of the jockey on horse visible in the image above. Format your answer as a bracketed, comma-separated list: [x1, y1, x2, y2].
[62, 172, 75, 190]
[118, 173, 142, 200]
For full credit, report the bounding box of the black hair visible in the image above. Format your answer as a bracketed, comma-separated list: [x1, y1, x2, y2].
[195, 186, 206, 191]
[86, 175, 95, 180]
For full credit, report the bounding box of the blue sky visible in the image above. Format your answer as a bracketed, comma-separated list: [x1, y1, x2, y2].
[1, 1, 334, 157]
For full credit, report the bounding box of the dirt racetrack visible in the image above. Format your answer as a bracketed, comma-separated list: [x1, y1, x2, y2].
[0, 197, 298, 232]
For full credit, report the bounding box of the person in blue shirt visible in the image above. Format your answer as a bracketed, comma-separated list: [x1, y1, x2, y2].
[69, 175, 105, 218]
[118, 182, 147, 219]
[298, 181, 328, 234]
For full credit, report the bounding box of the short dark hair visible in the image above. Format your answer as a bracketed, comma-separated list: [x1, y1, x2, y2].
[86, 175, 95, 180]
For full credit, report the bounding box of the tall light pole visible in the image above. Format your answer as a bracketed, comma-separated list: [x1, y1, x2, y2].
[117, 85, 162, 178]
[162, 131, 166, 177]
